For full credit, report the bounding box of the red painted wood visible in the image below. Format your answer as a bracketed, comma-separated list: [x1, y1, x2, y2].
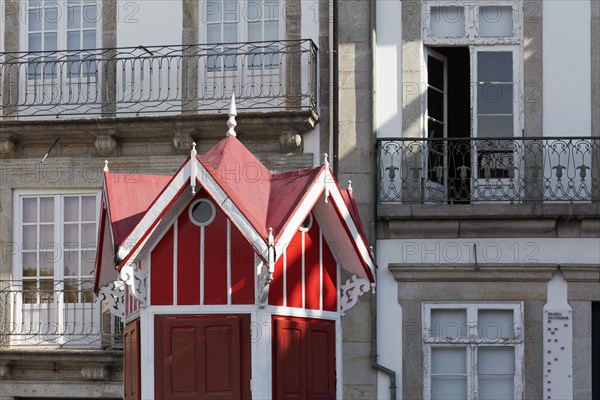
[286, 231, 304, 308]
[304, 224, 321, 310]
[269, 257, 284, 306]
[124, 319, 141, 400]
[230, 226, 255, 304]
[155, 314, 252, 400]
[151, 226, 174, 305]
[177, 210, 200, 305]
[322, 240, 337, 312]
[203, 207, 228, 304]
[273, 316, 336, 400]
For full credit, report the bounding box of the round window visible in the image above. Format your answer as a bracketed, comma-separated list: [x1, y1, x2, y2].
[189, 199, 216, 226]
[299, 213, 313, 232]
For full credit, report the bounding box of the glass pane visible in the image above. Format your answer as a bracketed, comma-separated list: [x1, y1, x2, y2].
[83, 5, 97, 28]
[44, 7, 58, 30]
[40, 197, 54, 222]
[480, 6, 513, 37]
[265, 0, 278, 20]
[207, 24, 221, 43]
[64, 250, 79, 276]
[68, 6, 81, 28]
[40, 224, 54, 247]
[22, 226, 37, 250]
[431, 309, 467, 338]
[430, 6, 465, 38]
[479, 376, 514, 400]
[431, 376, 468, 400]
[81, 196, 96, 221]
[81, 249, 96, 276]
[44, 32, 57, 51]
[223, 23, 237, 42]
[23, 198, 38, 223]
[64, 223, 79, 245]
[81, 223, 96, 245]
[83, 30, 96, 48]
[248, 21, 261, 42]
[478, 83, 513, 115]
[478, 309, 515, 338]
[478, 347, 515, 374]
[64, 197, 79, 222]
[431, 347, 466, 374]
[223, 0, 238, 21]
[40, 251, 55, 276]
[29, 33, 42, 52]
[29, 9, 42, 31]
[478, 115, 514, 138]
[64, 278, 79, 303]
[23, 253, 38, 277]
[265, 21, 278, 40]
[428, 57, 444, 90]
[478, 52, 512, 82]
[205, 1, 220, 22]
[428, 89, 444, 122]
[247, 0, 261, 20]
[67, 31, 80, 50]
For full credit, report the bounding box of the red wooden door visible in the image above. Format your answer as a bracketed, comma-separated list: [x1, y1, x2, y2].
[273, 317, 336, 400]
[124, 319, 141, 400]
[155, 314, 251, 400]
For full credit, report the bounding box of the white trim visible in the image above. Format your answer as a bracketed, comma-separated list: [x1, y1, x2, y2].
[319, 229, 323, 311]
[299, 212, 313, 232]
[283, 245, 287, 307]
[172, 218, 178, 306]
[301, 231, 306, 309]
[264, 306, 339, 321]
[227, 219, 232, 305]
[139, 308, 154, 400]
[200, 225, 205, 305]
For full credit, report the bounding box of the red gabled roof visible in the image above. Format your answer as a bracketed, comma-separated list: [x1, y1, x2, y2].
[104, 172, 172, 246]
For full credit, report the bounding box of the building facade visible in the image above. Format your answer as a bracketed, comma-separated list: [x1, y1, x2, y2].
[373, 0, 600, 399]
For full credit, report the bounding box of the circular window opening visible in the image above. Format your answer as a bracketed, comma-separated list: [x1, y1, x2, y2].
[189, 199, 216, 227]
[299, 213, 313, 232]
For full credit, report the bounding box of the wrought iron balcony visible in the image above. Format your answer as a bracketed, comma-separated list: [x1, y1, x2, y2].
[0, 280, 122, 348]
[379, 137, 600, 203]
[0, 40, 318, 119]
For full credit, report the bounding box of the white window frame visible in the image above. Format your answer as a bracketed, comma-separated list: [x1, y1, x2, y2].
[422, 302, 524, 400]
[12, 189, 101, 347]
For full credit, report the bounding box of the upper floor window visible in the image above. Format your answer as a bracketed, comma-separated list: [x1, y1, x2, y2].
[423, 303, 524, 400]
[24, 0, 100, 80]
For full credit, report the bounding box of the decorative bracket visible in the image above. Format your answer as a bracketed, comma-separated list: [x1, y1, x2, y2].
[97, 280, 125, 319]
[258, 228, 275, 308]
[120, 262, 148, 307]
[95, 133, 118, 156]
[340, 275, 374, 316]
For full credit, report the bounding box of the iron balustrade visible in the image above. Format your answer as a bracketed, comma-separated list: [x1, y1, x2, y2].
[0, 40, 318, 118]
[379, 137, 600, 203]
[0, 280, 122, 348]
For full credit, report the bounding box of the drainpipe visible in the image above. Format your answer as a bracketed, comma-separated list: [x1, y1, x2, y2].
[369, 1, 397, 399]
[331, 0, 339, 176]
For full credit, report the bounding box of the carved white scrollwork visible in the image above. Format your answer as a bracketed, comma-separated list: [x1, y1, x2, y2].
[340, 275, 373, 316]
[97, 280, 125, 319]
[120, 262, 148, 307]
[257, 262, 273, 308]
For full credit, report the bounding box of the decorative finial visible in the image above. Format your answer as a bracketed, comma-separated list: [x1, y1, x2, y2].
[323, 153, 329, 166]
[226, 94, 237, 137]
[191, 142, 198, 195]
[268, 227, 274, 245]
[348, 180, 353, 192]
[323, 154, 330, 204]
[103, 160, 109, 172]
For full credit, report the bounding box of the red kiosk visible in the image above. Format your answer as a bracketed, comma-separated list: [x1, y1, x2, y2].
[94, 97, 376, 399]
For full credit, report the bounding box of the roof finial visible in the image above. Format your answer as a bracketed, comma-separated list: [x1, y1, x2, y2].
[226, 93, 237, 137]
[103, 160, 109, 172]
[191, 142, 198, 195]
[348, 180, 353, 192]
[323, 154, 330, 204]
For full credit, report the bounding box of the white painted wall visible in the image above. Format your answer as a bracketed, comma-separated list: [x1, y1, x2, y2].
[376, 0, 402, 139]
[543, 0, 591, 137]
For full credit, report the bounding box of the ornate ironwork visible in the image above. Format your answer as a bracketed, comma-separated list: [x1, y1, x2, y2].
[379, 137, 600, 203]
[0, 280, 122, 348]
[340, 275, 373, 316]
[0, 40, 318, 118]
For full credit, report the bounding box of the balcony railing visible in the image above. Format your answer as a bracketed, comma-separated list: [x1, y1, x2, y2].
[379, 137, 600, 203]
[0, 39, 318, 119]
[0, 280, 122, 348]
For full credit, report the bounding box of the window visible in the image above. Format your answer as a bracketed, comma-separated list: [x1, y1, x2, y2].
[189, 198, 216, 226]
[25, 0, 100, 80]
[13, 191, 101, 346]
[423, 303, 524, 400]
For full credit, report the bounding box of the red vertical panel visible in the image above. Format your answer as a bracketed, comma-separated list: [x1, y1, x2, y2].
[151, 226, 174, 305]
[304, 224, 321, 310]
[230, 226, 255, 304]
[286, 231, 303, 308]
[124, 319, 141, 400]
[274, 317, 306, 399]
[203, 208, 228, 304]
[307, 321, 336, 399]
[177, 211, 200, 305]
[269, 257, 284, 306]
[322, 240, 338, 312]
[203, 320, 241, 397]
